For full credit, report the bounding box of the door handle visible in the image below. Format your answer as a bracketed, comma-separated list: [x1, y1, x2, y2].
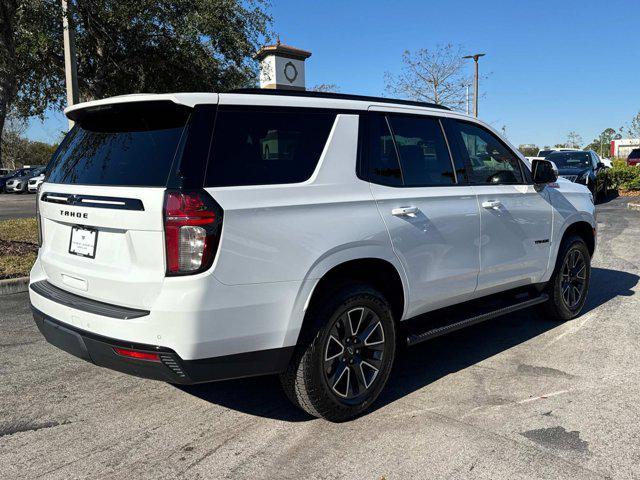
[482, 200, 502, 210]
[391, 206, 419, 217]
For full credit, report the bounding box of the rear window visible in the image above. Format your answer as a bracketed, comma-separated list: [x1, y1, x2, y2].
[629, 149, 640, 159]
[546, 151, 592, 168]
[47, 102, 190, 187]
[205, 108, 336, 187]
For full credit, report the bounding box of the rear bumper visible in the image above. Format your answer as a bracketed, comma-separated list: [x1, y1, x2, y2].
[32, 307, 294, 384]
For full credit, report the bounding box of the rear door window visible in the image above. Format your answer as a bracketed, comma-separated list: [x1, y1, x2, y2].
[46, 102, 191, 187]
[205, 107, 336, 187]
[387, 114, 455, 186]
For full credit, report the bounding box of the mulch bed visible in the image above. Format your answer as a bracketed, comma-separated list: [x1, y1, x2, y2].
[0, 239, 38, 257]
[619, 190, 640, 197]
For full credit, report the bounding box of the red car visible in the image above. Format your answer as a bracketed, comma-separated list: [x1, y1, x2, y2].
[628, 148, 640, 166]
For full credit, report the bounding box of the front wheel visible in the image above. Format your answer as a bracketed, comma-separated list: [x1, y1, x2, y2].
[541, 235, 591, 321]
[280, 282, 396, 421]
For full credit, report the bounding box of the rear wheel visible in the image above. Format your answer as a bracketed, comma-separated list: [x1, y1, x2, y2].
[598, 178, 608, 202]
[280, 282, 396, 421]
[541, 235, 591, 321]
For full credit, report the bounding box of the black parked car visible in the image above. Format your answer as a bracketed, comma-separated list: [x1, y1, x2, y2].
[545, 150, 607, 200]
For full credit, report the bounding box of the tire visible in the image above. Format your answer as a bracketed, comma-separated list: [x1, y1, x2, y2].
[541, 235, 591, 321]
[598, 179, 608, 202]
[280, 282, 396, 421]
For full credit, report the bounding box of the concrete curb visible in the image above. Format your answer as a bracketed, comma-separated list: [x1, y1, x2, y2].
[628, 202, 640, 212]
[0, 277, 29, 295]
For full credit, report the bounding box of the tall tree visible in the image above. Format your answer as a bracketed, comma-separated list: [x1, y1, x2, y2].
[0, 1, 63, 166]
[384, 44, 474, 110]
[566, 131, 583, 149]
[71, 0, 271, 101]
[585, 127, 617, 157]
[0, 0, 271, 166]
[626, 111, 640, 139]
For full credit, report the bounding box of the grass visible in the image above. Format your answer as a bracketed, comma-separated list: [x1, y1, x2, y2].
[0, 217, 38, 280]
[0, 218, 38, 243]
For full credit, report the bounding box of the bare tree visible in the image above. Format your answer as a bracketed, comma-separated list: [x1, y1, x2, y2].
[566, 131, 584, 149]
[310, 83, 340, 93]
[384, 44, 475, 110]
[626, 111, 640, 139]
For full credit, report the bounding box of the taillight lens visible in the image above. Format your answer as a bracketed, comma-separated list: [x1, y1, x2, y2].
[163, 190, 223, 276]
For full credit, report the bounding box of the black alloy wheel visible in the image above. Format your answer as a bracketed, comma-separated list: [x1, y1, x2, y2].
[323, 306, 386, 403]
[560, 248, 588, 309]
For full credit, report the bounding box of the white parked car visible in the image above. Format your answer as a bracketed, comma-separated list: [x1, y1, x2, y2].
[28, 173, 45, 193]
[30, 90, 596, 420]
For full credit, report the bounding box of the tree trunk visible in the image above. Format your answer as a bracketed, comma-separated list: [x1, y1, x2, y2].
[0, 0, 18, 167]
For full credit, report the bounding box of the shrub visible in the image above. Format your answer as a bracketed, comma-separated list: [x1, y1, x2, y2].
[603, 163, 640, 191]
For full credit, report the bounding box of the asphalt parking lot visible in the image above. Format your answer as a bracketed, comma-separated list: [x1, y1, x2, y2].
[1, 196, 639, 479]
[0, 193, 36, 221]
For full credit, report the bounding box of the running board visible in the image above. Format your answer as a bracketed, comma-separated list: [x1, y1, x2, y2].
[406, 293, 549, 346]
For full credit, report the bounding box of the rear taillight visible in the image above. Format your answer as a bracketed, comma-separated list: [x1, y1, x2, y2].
[163, 190, 223, 276]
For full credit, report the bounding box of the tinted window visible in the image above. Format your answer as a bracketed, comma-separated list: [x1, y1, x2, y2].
[546, 151, 592, 169]
[629, 149, 640, 159]
[367, 114, 403, 186]
[205, 108, 336, 187]
[388, 115, 454, 186]
[47, 102, 190, 187]
[538, 150, 554, 157]
[452, 121, 524, 184]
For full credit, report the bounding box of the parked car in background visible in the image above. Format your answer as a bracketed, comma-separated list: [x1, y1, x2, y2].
[0, 169, 16, 193]
[3, 167, 39, 193]
[28, 169, 46, 193]
[599, 156, 613, 168]
[537, 149, 555, 158]
[627, 148, 640, 166]
[546, 150, 607, 200]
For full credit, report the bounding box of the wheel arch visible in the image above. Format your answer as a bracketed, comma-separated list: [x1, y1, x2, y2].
[287, 252, 408, 348]
[560, 220, 596, 257]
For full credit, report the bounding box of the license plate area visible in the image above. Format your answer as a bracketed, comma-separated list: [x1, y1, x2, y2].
[69, 226, 98, 259]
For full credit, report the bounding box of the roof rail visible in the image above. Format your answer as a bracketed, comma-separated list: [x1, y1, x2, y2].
[229, 88, 451, 111]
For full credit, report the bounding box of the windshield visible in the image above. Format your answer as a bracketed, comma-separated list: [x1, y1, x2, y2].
[546, 151, 592, 169]
[629, 149, 640, 159]
[47, 102, 190, 187]
[15, 169, 34, 177]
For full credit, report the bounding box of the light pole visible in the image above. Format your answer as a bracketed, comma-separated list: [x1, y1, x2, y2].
[61, 0, 79, 129]
[463, 53, 485, 117]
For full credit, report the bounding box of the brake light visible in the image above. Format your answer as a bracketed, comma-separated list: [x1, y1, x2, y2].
[163, 190, 223, 275]
[113, 347, 161, 362]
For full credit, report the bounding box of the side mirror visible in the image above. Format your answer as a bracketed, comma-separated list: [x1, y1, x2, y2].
[532, 159, 558, 184]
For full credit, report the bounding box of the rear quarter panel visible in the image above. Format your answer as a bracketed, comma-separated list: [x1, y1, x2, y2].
[206, 114, 396, 286]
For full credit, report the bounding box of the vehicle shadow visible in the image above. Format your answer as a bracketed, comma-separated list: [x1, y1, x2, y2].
[175, 267, 638, 422]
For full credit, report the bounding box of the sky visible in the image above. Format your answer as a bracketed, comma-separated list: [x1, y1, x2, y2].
[26, 0, 640, 149]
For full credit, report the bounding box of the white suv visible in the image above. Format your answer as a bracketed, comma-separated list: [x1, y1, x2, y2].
[30, 90, 596, 421]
